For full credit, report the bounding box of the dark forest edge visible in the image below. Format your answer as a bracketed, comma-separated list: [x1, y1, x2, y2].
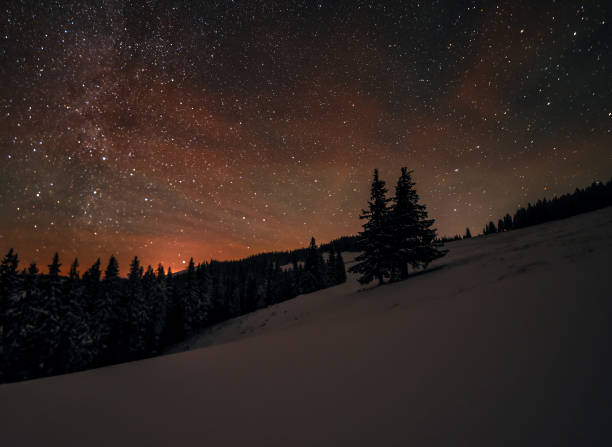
[0, 238, 346, 384]
[441, 177, 612, 242]
[303, 177, 612, 246]
[2, 176, 611, 384]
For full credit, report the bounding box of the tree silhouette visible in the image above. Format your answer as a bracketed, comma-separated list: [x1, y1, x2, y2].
[48, 252, 61, 276]
[335, 249, 347, 284]
[126, 256, 148, 358]
[104, 256, 119, 280]
[0, 249, 20, 381]
[389, 168, 446, 280]
[69, 258, 79, 281]
[483, 221, 497, 235]
[349, 169, 392, 285]
[304, 237, 324, 291]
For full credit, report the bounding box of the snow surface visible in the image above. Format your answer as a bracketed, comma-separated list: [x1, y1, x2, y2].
[2, 207, 612, 446]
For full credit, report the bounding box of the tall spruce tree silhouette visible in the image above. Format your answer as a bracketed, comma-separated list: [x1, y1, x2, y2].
[68, 258, 79, 280]
[304, 237, 324, 290]
[335, 249, 347, 284]
[183, 258, 199, 336]
[82, 258, 103, 364]
[389, 168, 446, 280]
[104, 256, 119, 280]
[127, 256, 147, 358]
[102, 256, 120, 364]
[0, 249, 20, 381]
[349, 169, 392, 285]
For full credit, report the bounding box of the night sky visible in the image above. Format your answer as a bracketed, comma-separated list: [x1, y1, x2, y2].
[1, 0, 611, 273]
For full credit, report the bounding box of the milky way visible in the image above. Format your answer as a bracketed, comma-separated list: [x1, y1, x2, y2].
[1, 0, 611, 273]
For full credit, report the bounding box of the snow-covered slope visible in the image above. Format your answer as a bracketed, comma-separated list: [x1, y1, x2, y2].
[2, 208, 612, 446]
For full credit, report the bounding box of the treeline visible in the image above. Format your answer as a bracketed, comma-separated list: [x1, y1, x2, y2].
[482, 178, 612, 235]
[0, 239, 346, 383]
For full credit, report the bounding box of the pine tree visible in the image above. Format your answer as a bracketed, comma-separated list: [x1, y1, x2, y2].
[156, 263, 165, 280]
[486, 221, 497, 234]
[42, 253, 63, 375]
[62, 258, 93, 373]
[388, 168, 446, 280]
[13, 262, 41, 380]
[0, 249, 21, 381]
[82, 258, 101, 317]
[147, 264, 168, 353]
[196, 262, 211, 321]
[104, 255, 119, 280]
[181, 258, 209, 336]
[0, 248, 20, 315]
[48, 252, 61, 277]
[126, 256, 147, 358]
[503, 213, 513, 231]
[349, 169, 392, 285]
[101, 256, 121, 365]
[464, 227, 472, 239]
[304, 237, 324, 290]
[335, 250, 347, 284]
[160, 266, 184, 346]
[69, 258, 79, 280]
[81, 258, 106, 366]
[327, 247, 336, 287]
[25, 262, 39, 293]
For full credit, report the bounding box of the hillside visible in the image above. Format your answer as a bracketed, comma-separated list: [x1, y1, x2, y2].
[1, 207, 612, 446]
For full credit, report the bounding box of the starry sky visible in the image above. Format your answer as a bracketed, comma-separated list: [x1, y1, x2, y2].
[1, 0, 611, 273]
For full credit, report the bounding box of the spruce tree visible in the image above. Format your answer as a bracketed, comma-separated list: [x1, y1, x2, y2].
[327, 247, 336, 287]
[180, 258, 210, 336]
[388, 168, 446, 280]
[0, 249, 20, 381]
[43, 253, 63, 375]
[349, 169, 392, 285]
[104, 256, 119, 280]
[464, 227, 472, 239]
[141, 266, 161, 353]
[82, 258, 101, 320]
[160, 265, 184, 346]
[0, 248, 19, 315]
[335, 250, 347, 284]
[62, 259, 92, 373]
[182, 258, 198, 336]
[156, 263, 165, 280]
[69, 258, 79, 280]
[13, 262, 40, 380]
[304, 237, 324, 290]
[101, 256, 121, 364]
[503, 213, 513, 231]
[148, 265, 168, 353]
[127, 256, 147, 357]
